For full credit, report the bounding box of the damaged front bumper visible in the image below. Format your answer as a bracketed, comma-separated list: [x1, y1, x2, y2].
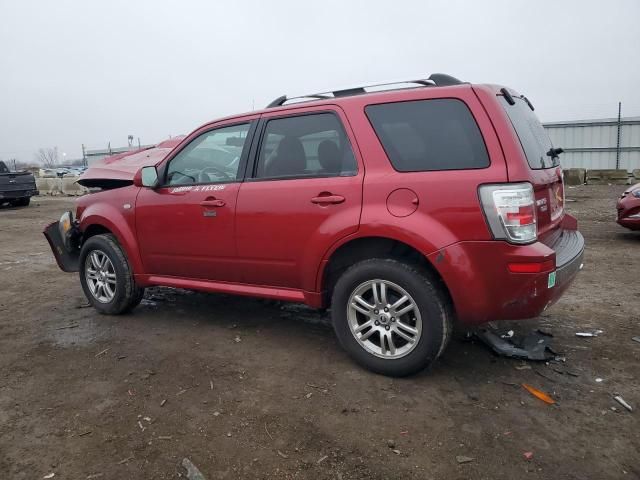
[43, 211, 81, 272]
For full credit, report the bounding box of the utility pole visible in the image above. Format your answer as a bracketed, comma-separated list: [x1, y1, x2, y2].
[615, 102, 622, 170]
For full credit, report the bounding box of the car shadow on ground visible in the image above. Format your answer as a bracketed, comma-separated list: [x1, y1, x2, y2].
[120, 286, 513, 387]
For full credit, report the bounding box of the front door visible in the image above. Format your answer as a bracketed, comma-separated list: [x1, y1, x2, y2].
[235, 109, 363, 291]
[136, 121, 255, 281]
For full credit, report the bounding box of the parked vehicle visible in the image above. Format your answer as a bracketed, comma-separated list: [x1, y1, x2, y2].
[0, 161, 39, 207]
[44, 74, 584, 376]
[617, 182, 640, 230]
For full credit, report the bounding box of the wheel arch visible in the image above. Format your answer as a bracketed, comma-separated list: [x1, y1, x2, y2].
[79, 210, 144, 274]
[319, 236, 453, 312]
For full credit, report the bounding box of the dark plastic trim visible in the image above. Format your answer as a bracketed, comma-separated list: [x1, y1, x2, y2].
[500, 88, 516, 105]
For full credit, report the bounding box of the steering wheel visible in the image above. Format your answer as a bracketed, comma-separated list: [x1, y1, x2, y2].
[199, 166, 232, 183]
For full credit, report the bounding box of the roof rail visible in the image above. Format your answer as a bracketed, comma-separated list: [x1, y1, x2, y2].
[266, 73, 463, 108]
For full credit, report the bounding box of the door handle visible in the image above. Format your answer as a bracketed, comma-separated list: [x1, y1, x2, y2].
[310, 194, 345, 205]
[200, 199, 226, 207]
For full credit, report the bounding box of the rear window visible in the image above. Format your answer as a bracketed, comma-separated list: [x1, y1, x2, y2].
[500, 96, 557, 169]
[365, 99, 490, 172]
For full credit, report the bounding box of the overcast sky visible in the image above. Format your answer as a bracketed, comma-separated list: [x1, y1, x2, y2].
[1, 0, 639, 162]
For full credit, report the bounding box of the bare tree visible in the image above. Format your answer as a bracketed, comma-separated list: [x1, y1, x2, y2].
[35, 147, 58, 167]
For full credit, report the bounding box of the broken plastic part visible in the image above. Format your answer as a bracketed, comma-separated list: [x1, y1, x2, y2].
[522, 383, 555, 405]
[475, 328, 555, 361]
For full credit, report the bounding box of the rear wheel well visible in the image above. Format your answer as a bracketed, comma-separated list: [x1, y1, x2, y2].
[322, 237, 453, 310]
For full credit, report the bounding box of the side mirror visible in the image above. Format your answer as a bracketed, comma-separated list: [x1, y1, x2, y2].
[134, 166, 159, 188]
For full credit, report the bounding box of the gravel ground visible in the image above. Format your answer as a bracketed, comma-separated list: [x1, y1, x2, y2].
[0, 185, 638, 479]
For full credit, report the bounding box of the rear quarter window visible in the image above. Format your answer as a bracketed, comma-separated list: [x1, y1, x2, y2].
[365, 98, 490, 172]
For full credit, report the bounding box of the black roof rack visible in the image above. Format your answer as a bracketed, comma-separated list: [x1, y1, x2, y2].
[266, 73, 463, 108]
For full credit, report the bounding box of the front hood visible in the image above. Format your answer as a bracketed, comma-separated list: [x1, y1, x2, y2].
[78, 137, 184, 187]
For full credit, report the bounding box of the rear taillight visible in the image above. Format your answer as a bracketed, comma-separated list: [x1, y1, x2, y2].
[479, 183, 537, 244]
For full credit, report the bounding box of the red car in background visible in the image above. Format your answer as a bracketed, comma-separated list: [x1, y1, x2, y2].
[617, 183, 640, 230]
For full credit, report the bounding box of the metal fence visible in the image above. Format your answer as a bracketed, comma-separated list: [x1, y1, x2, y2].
[543, 117, 640, 172]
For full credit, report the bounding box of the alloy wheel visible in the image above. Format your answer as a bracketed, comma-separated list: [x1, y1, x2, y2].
[347, 279, 422, 359]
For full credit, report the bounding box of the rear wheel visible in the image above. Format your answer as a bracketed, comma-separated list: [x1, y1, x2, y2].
[79, 234, 144, 315]
[331, 258, 451, 377]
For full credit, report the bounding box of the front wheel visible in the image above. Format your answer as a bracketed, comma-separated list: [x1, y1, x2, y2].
[79, 234, 144, 315]
[331, 258, 452, 377]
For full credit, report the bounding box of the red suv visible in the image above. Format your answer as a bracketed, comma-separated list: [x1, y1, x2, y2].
[45, 74, 584, 376]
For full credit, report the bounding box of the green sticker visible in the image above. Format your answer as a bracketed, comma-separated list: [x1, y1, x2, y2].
[548, 271, 556, 289]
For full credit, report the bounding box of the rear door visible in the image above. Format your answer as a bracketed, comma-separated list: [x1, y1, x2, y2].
[234, 107, 363, 291]
[499, 96, 565, 242]
[135, 120, 256, 281]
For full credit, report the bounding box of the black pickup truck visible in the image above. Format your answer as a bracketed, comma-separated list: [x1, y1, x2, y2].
[0, 161, 39, 207]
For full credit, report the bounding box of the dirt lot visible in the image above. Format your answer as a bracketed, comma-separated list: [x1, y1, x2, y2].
[0, 185, 638, 480]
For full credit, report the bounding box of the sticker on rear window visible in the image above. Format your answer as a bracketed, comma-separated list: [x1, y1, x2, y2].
[547, 271, 556, 289]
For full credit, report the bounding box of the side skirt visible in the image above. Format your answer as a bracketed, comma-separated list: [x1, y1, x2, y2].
[135, 274, 323, 307]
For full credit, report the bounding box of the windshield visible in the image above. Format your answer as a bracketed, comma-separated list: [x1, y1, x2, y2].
[501, 96, 558, 170]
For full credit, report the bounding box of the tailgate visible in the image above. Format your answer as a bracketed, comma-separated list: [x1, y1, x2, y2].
[0, 172, 37, 192]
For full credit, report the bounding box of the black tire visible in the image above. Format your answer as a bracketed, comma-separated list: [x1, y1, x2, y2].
[10, 197, 30, 207]
[79, 233, 144, 315]
[331, 258, 452, 377]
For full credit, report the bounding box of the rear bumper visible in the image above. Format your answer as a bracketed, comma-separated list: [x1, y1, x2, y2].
[0, 189, 39, 200]
[43, 220, 80, 272]
[429, 219, 584, 325]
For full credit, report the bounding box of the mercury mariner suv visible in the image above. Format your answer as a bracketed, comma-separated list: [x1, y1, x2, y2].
[45, 73, 584, 376]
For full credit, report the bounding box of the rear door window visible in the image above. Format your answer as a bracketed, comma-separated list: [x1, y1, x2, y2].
[255, 113, 357, 180]
[365, 99, 489, 172]
[500, 96, 557, 170]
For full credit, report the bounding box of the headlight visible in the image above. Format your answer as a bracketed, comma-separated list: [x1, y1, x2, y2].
[632, 190, 640, 198]
[58, 211, 74, 239]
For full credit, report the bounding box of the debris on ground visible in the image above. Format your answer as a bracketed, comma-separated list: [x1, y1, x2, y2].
[94, 348, 109, 357]
[632, 337, 640, 344]
[43, 473, 55, 479]
[305, 392, 313, 399]
[234, 336, 242, 343]
[523, 451, 534, 461]
[595, 378, 604, 383]
[475, 328, 555, 361]
[387, 439, 396, 448]
[55, 324, 79, 330]
[317, 455, 328, 464]
[613, 395, 633, 412]
[456, 455, 474, 464]
[392, 449, 401, 455]
[181, 457, 206, 480]
[522, 384, 556, 405]
[575, 330, 603, 337]
[160, 399, 167, 407]
[277, 450, 288, 459]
